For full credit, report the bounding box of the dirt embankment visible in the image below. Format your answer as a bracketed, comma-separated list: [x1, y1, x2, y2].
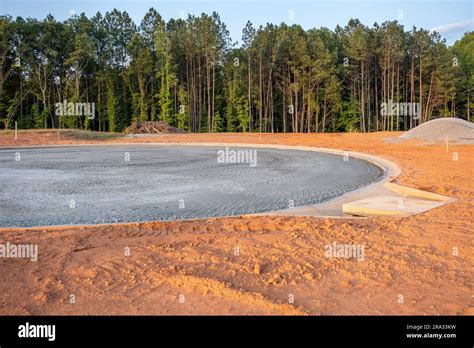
[0, 130, 472, 315]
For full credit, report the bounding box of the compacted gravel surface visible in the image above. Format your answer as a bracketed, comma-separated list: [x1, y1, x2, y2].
[0, 145, 384, 227]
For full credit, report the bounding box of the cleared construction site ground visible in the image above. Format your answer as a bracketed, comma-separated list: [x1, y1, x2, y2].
[0, 125, 472, 315]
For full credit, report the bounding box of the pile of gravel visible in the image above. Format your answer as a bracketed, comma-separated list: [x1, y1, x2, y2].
[398, 118, 474, 144]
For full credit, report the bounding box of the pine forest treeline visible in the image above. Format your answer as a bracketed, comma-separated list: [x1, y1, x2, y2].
[0, 10, 472, 132]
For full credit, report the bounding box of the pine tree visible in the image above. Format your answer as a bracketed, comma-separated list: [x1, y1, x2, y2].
[106, 78, 117, 132]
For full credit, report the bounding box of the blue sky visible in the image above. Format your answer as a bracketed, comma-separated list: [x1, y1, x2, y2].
[2, 0, 473, 45]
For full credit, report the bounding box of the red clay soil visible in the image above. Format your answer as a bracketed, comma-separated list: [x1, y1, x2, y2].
[0, 130, 472, 315]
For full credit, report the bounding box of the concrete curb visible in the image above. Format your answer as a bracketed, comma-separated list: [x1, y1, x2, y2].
[1, 142, 453, 221]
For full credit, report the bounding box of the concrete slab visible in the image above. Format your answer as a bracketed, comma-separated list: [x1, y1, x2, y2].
[342, 195, 449, 217]
[383, 182, 454, 202]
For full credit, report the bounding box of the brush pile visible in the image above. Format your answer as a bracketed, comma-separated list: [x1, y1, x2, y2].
[124, 121, 185, 134]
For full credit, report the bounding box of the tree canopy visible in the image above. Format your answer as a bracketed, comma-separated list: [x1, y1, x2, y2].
[0, 10, 472, 132]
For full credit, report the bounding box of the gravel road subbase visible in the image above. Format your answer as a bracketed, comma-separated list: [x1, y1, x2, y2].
[0, 145, 384, 227]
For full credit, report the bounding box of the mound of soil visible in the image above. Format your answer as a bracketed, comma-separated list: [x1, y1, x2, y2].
[399, 117, 474, 144]
[124, 121, 185, 134]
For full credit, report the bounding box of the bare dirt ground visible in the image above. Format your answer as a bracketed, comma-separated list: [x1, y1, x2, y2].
[0, 130, 472, 315]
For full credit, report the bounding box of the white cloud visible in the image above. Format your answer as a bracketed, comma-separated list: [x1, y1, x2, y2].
[430, 19, 473, 34]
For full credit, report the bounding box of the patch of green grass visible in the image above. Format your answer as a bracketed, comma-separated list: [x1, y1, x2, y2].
[0, 129, 123, 140]
[61, 129, 123, 140]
